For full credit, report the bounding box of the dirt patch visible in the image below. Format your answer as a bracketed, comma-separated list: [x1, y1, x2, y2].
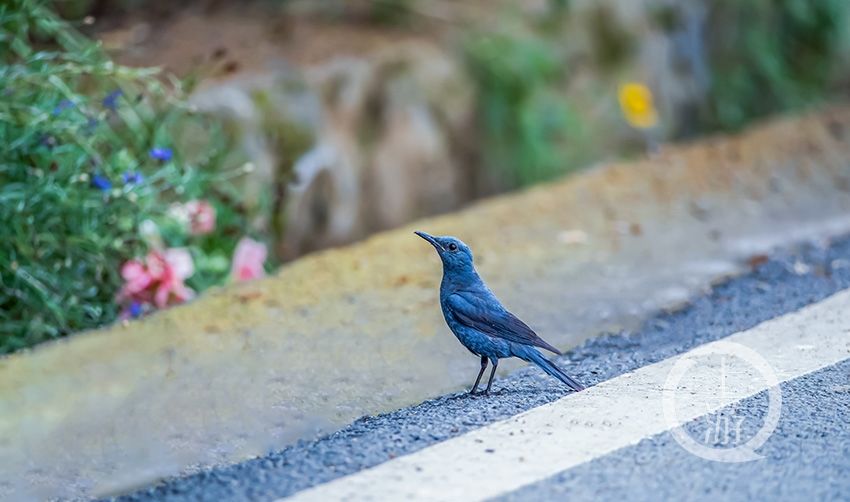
[95, 6, 439, 77]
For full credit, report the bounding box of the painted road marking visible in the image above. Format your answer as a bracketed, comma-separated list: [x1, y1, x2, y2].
[282, 289, 850, 502]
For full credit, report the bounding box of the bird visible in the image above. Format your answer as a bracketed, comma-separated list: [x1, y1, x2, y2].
[415, 231, 585, 395]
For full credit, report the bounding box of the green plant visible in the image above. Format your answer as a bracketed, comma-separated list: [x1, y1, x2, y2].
[0, 0, 253, 353]
[463, 30, 585, 186]
[703, 0, 849, 130]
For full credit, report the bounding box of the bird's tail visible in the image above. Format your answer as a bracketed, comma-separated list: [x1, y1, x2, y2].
[518, 346, 585, 392]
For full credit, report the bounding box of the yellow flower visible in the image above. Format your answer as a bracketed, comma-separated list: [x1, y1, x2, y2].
[618, 82, 658, 129]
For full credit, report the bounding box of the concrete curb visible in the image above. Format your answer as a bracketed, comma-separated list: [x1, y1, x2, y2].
[4, 106, 850, 500]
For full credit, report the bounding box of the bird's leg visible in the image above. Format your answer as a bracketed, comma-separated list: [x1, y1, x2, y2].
[484, 359, 499, 395]
[470, 356, 488, 395]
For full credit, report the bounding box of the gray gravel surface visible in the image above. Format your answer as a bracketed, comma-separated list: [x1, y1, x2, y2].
[112, 236, 850, 502]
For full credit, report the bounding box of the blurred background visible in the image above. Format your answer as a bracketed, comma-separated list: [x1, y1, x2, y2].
[4, 0, 850, 353]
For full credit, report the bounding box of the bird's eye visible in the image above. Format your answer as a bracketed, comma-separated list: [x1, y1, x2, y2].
[448, 243, 458, 251]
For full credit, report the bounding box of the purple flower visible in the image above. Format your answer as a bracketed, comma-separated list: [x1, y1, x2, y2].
[91, 174, 112, 191]
[123, 171, 144, 184]
[39, 135, 57, 148]
[83, 117, 99, 135]
[52, 99, 74, 116]
[129, 301, 143, 318]
[103, 89, 123, 111]
[149, 147, 173, 162]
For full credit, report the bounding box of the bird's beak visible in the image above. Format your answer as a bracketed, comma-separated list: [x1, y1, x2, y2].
[414, 231, 442, 251]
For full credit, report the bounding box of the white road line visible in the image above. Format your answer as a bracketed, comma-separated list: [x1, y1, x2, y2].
[283, 289, 850, 502]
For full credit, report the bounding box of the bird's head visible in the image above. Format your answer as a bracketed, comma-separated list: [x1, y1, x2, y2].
[414, 231, 475, 272]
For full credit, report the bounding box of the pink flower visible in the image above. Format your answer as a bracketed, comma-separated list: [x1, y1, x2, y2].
[120, 259, 152, 297]
[150, 248, 195, 308]
[231, 237, 267, 282]
[185, 200, 216, 236]
[118, 248, 195, 312]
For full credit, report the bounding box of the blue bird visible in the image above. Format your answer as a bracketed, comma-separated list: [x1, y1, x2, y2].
[416, 231, 585, 395]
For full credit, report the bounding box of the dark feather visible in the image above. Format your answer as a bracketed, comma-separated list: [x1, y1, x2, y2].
[446, 292, 562, 355]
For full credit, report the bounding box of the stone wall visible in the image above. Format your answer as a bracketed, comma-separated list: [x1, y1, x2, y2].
[97, 0, 850, 259]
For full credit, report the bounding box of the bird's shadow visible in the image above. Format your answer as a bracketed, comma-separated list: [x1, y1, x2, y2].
[468, 389, 509, 398]
[446, 385, 560, 401]
[444, 390, 504, 401]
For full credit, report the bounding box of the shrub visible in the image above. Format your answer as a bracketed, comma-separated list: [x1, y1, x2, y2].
[0, 0, 257, 353]
[661, 0, 850, 131]
[463, 30, 586, 186]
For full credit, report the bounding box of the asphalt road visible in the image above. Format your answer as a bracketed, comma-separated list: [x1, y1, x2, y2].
[502, 358, 850, 501]
[114, 236, 850, 502]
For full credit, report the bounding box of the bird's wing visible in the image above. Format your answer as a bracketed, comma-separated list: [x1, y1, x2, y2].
[446, 292, 562, 355]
